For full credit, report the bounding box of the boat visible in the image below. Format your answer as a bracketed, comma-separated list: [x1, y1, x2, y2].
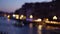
[45, 21, 60, 27]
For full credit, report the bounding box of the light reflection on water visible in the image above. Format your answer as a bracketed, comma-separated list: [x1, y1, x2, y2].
[0, 17, 60, 34]
[29, 23, 33, 28]
[7, 19, 10, 22]
[37, 25, 42, 34]
[38, 25, 42, 30]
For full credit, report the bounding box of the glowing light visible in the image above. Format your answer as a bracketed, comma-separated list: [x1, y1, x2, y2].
[38, 25, 42, 30]
[20, 17, 22, 19]
[45, 18, 49, 21]
[15, 14, 19, 19]
[7, 15, 10, 19]
[30, 15, 33, 19]
[53, 16, 57, 20]
[37, 19, 42, 21]
[45, 21, 50, 23]
[29, 23, 33, 28]
[23, 16, 26, 19]
[34, 18, 42, 22]
[20, 15, 26, 20]
[13, 14, 16, 17]
[21, 15, 24, 17]
[45, 20, 59, 24]
[16, 16, 19, 19]
[20, 15, 24, 19]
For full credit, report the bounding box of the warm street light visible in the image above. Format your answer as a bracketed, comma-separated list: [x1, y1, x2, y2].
[15, 14, 19, 19]
[45, 18, 49, 21]
[53, 16, 57, 20]
[20, 17, 22, 19]
[20, 15, 26, 20]
[34, 18, 42, 22]
[7, 15, 10, 19]
[21, 15, 24, 17]
[36, 19, 42, 22]
[20, 15, 24, 19]
[30, 15, 33, 19]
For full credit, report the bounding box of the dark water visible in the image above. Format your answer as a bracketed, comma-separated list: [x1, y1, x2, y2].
[0, 17, 60, 34]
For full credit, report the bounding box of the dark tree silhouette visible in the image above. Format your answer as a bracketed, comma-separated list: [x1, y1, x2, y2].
[14, 0, 60, 18]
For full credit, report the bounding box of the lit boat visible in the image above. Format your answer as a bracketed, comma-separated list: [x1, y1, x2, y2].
[45, 21, 60, 27]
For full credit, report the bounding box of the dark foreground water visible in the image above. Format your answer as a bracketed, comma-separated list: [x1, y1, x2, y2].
[0, 17, 60, 34]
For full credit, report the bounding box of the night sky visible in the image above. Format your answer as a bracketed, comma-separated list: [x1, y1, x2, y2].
[0, 0, 52, 12]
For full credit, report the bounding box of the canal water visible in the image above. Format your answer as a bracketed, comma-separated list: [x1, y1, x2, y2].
[0, 17, 60, 34]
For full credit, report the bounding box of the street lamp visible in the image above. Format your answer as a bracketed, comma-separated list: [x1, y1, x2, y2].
[7, 15, 10, 19]
[53, 16, 57, 20]
[13, 14, 16, 18]
[21, 15, 24, 17]
[15, 14, 19, 19]
[20, 15, 24, 20]
[30, 15, 33, 19]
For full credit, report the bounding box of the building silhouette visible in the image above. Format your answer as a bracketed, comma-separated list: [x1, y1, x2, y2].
[15, 0, 60, 19]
